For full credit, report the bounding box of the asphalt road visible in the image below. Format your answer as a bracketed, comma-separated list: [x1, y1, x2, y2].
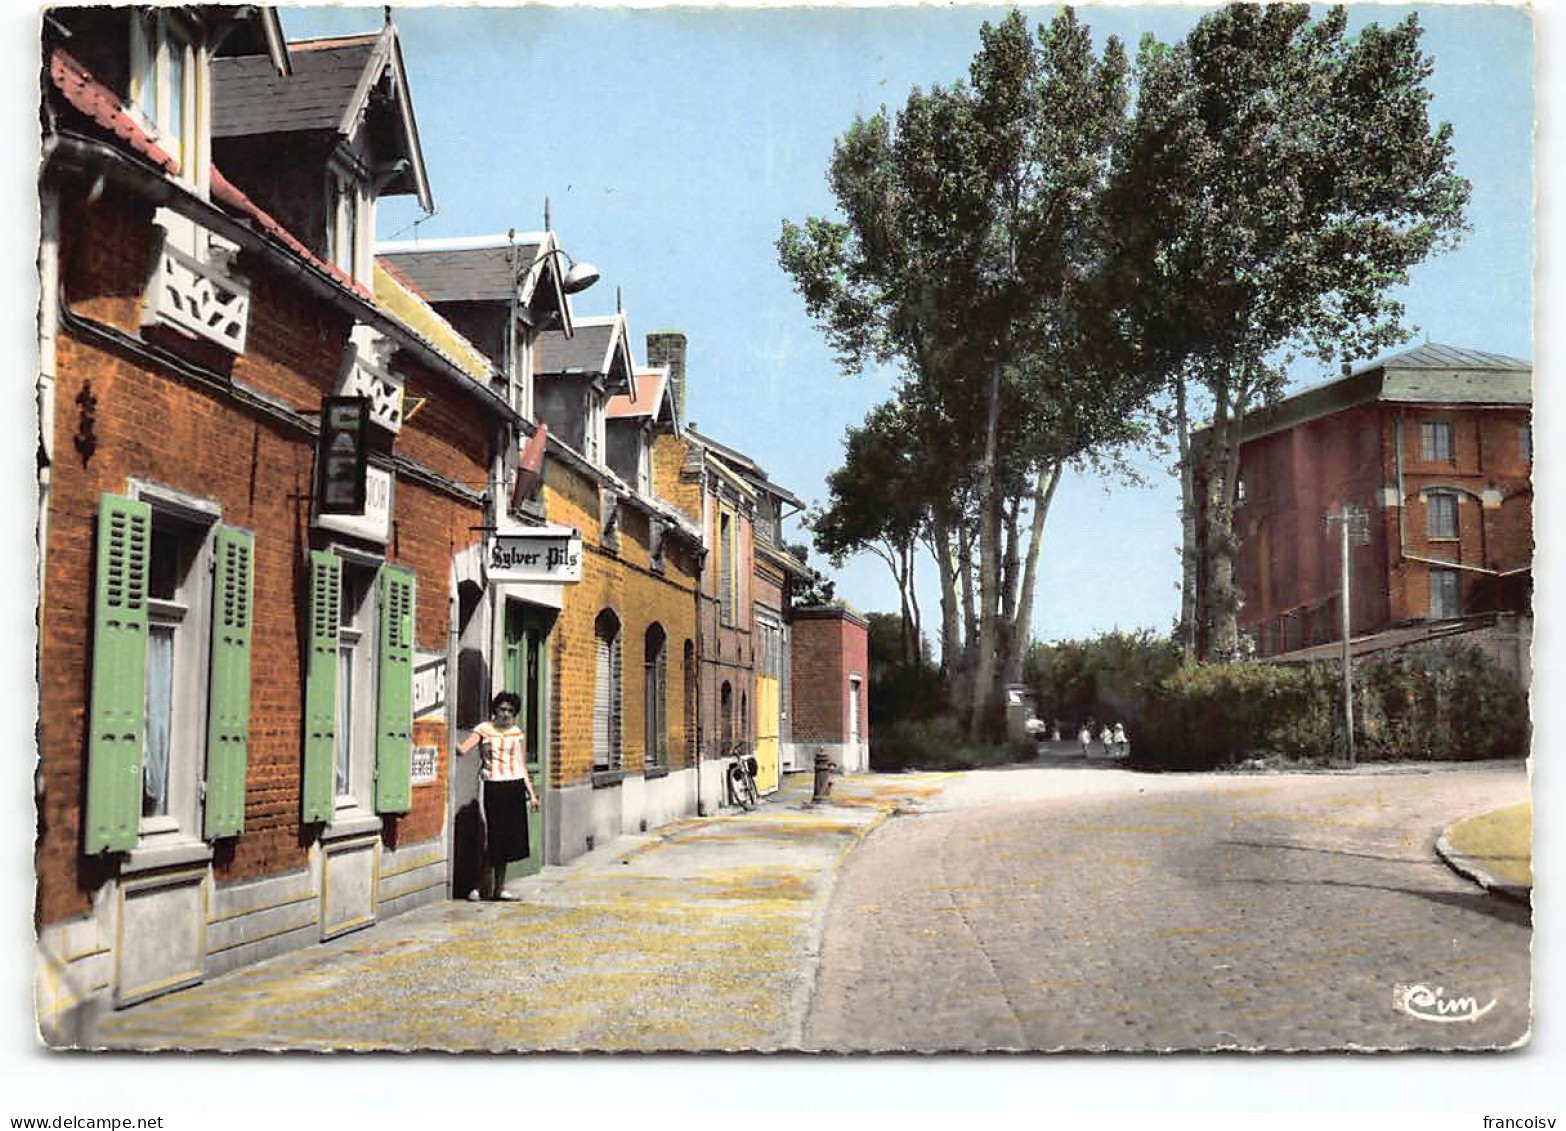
[804, 762, 1531, 1051]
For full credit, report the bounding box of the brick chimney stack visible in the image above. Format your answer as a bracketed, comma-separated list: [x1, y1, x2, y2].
[646, 331, 687, 425]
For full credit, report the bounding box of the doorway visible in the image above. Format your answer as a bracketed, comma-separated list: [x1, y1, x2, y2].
[503, 601, 553, 876]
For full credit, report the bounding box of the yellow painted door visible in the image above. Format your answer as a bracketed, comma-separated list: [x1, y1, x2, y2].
[754, 674, 780, 794]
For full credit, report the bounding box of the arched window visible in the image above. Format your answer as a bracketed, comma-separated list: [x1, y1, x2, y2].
[740, 692, 749, 748]
[720, 681, 733, 752]
[593, 610, 622, 772]
[644, 624, 667, 770]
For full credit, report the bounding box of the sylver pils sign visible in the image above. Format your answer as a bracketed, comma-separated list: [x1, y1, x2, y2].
[487, 531, 583, 583]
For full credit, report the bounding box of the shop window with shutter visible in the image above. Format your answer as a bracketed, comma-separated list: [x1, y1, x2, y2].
[85, 489, 254, 858]
[593, 610, 623, 772]
[300, 555, 414, 827]
[644, 625, 667, 770]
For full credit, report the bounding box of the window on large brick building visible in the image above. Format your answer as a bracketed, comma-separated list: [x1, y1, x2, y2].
[1430, 569, 1461, 620]
[644, 625, 667, 770]
[593, 610, 622, 772]
[1421, 421, 1454, 462]
[1520, 422, 1532, 466]
[1426, 492, 1458, 539]
[130, 10, 199, 183]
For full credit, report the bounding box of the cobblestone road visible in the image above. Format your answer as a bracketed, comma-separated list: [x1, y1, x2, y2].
[805, 763, 1531, 1051]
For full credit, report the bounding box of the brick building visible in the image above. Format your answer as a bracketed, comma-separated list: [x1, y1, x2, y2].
[1218, 344, 1532, 659]
[788, 607, 871, 773]
[35, 11, 516, 1036]
[533, 317, 706, 858]
[682, 426, 811, 792]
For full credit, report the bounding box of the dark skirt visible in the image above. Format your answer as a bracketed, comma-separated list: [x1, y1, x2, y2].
[482, 778, 531, 865]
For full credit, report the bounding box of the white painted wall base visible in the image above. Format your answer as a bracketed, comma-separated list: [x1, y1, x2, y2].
[35, 835, 448, 1044]
[546, 765, 706, 866]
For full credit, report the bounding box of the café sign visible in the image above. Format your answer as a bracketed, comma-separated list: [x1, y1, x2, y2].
[316, 465, 392, 544]
[488, 531, 583, 584]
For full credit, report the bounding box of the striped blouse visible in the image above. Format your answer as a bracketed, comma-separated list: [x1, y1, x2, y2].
[472, 721, 528, 782]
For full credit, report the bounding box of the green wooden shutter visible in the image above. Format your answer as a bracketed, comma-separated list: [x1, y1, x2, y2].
[86, 493, 151, 854]
[374, 566, 414, 814]
[301, 550, 339, 823]
[203, 526, 253, 839]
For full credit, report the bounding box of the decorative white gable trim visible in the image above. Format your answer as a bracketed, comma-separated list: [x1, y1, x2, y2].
[142, 208, 249, 353]
[338, 325, 405, 433]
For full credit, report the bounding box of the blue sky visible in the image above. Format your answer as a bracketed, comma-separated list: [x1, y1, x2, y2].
[281, 4, 1535, 649]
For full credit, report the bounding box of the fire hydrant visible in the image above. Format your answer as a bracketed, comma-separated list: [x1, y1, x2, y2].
[811, 749, 835, 803]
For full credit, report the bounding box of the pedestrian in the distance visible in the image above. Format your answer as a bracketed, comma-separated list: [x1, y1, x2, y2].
[1099, 722, 1114, 758]
[455, 691, 540, 901]
[1112, 721, 1129, 759]
[1079, 720, 1093, 758]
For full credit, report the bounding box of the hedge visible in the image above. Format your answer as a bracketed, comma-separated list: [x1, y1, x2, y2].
[1131, 646, 1528, 771]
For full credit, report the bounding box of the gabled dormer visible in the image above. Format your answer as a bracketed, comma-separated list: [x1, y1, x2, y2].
[536, 314, 636, 468]
[210, 21, 432, 289]
[606, 365, 680, 497]
[44, 7, 289, 356]
[376, 232, 583, 419]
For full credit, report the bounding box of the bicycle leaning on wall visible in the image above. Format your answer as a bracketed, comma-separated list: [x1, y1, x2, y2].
[723, 741, 760, 811]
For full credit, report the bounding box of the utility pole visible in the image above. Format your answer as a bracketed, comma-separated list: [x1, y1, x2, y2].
[1326, 503, 1368, 764]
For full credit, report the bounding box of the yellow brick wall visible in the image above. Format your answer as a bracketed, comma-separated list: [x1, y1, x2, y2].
[651, 431, 701, 523]
[542, 458, 700, 787]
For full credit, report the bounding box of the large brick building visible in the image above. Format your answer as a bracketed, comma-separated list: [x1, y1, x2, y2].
[1222, 344, 1532, 659]
[36, 11, 512, 1035]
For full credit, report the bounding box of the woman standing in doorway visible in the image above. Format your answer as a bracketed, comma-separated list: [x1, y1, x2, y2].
[456, 692, 540, 900]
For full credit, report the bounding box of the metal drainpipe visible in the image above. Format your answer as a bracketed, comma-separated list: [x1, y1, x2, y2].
[38, 185, 59, 616]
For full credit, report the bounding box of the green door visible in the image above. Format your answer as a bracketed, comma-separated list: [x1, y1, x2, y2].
[504, 603, 551, 877]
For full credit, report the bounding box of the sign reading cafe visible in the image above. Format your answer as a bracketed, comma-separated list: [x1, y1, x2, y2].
[487, 530, 583, 583]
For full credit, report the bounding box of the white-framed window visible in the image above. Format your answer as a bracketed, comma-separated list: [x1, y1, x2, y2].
[139, 507, 215, 843]
[637, 430, 652, 497]
[1429, 568, 1461, 620]
[334, 562, 379, 815]
[1421, 420, 1454, 462]
[130, 10, 200, 184]
[1426, 492, 1459, 539]
[326, 164, 372, 285]
[586, 389, 607, 467]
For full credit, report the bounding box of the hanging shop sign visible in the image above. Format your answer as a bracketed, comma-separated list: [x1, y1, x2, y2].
[487, 530, 583, 584]
[315, 396, 369, 515]
[316, 465, 392, 543]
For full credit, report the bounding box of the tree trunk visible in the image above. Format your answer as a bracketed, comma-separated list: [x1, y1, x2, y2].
[929, 515, 961, 682]
[1174, 375, 1199, 662]
[1004, 460, 1061, 685]
[1203, 381, 1240, 662]
[972, 354, 1004, 741]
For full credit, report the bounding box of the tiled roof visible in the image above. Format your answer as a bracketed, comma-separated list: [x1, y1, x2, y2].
[49, 47, 371, 301]
[212, 35, 380, 137]
[538, 318, 623, 377]
[371, 263, 493, 383]
[377, 244, 537, 303]
[606, 369, 667, 420]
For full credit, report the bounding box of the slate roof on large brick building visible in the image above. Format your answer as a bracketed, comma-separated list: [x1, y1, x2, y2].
[212, 34, 380, 136]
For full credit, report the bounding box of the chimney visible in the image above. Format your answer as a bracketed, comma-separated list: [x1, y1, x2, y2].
[646, 330, 687, 425]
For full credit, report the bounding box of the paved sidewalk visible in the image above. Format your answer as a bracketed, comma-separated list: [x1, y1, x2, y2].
[89, 772, 952, 1051]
